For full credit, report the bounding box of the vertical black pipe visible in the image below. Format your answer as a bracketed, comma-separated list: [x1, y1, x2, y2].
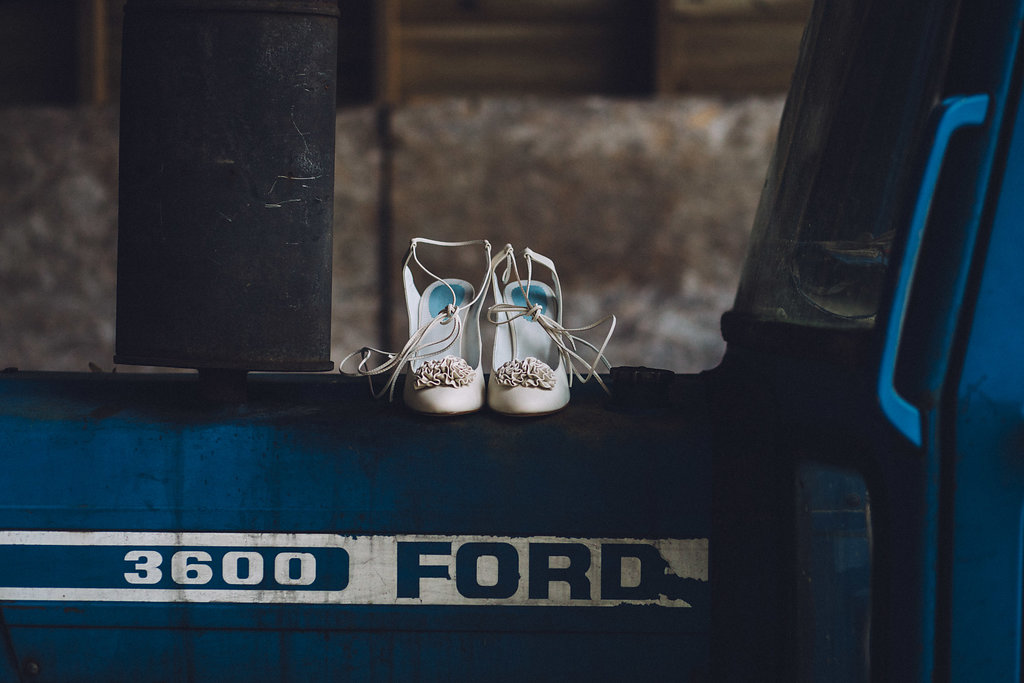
[115, 0, 338, 372]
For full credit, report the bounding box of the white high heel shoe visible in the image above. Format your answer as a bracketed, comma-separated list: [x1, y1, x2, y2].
[486, 245, 615, 416]
[340, 238, 491, 415]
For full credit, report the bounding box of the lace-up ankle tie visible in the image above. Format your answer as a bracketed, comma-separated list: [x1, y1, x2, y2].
[486, 245, 616, 416]
[339, 301, 467, 401]
[339, 238, 491, 415]
[487, 301, 615, 393]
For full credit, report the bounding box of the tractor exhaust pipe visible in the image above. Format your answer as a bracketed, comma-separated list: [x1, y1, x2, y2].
[115, 0, 339, 396]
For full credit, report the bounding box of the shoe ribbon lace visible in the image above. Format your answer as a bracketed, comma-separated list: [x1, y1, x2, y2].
[339, 238, 492, 402]
[339, 303, 465, 401]
[488, 247, 615, 394]
[487, 302, 615, 393]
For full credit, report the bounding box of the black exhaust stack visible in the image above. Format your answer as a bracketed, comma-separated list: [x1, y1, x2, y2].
[115, 0, 338, 396]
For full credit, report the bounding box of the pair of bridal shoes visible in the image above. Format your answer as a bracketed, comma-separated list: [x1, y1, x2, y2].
[340, 239, 615, 416]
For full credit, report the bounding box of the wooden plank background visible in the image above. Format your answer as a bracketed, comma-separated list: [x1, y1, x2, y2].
[381, 0, 810, 102]
[379, 0, 655, 101]
[1, 0, 812, 105]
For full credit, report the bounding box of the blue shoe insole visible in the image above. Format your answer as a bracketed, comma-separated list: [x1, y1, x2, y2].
[509, 285, 549, 320]
[427, 281, 467, 317]
[416, 279, 474, 368]
[504, 282, 558, 367]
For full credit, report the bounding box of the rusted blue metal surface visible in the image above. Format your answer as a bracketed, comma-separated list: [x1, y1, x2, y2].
[0, 372, 712, 681]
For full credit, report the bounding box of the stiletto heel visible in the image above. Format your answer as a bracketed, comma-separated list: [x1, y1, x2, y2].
[487, 245, 615, 416]
[340, 238, 491, 415]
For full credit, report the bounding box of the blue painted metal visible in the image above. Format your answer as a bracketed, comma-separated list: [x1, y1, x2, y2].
[714, 1, 1024, 681]
[795, 463, 871, 683]
[893, 1, 1024, 679]
[878, 94, 989, 447]
[947, 63, 1024, 679]
[2, 3, 1023, 682]
[0, 373, 711, 681]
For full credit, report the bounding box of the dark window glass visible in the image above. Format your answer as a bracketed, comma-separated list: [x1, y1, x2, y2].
[733, 0, 954, 328]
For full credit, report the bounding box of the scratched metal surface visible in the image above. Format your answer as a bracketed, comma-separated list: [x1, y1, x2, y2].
[0, 371, 711, 681]
[114, 2, 338, 371]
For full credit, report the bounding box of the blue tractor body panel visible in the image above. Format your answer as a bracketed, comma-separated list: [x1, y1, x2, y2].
[3, 0, 1024, 680]
[0, 373, 711, 680]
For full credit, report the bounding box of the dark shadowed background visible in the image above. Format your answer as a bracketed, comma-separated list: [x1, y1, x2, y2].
[0, 0, 807, 373]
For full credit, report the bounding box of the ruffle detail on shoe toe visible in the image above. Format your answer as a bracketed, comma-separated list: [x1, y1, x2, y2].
[494, 357, 557, 389]
[413, 355, 476, 389]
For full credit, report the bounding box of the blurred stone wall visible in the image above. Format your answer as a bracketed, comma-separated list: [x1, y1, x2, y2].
[0, 95, 783, 375]
[0, 107, 119, 370]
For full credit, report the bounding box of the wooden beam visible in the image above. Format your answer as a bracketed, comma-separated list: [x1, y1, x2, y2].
[668, 0, 812, 21]
[76, 0, 110, 104]
[376, 0, 402, 105]
[399, 0, 644, 24]
[661, 19, 806, 93]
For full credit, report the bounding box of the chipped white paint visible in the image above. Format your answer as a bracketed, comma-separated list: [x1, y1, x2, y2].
[0, 531, 708, 607]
